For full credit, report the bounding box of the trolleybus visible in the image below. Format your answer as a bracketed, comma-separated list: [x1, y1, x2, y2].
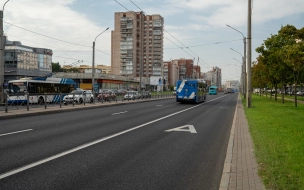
[5, 77, 76, 104]
[176, 79, 207, 103]
[208, 85, 218, 95]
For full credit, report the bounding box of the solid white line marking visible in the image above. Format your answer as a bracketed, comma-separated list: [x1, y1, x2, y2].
[0, 96, 226, 179]
[156, 104, 163, 107]
[111, 111, 128, 115]
[0, 129, 33, 137]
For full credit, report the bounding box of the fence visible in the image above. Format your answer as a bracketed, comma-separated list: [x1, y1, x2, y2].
[0, 91, 175, 113]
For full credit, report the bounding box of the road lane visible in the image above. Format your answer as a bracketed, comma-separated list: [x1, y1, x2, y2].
[0, 93, 237, 190]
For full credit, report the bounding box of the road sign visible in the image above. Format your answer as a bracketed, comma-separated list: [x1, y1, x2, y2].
[93, 83, 98, 93]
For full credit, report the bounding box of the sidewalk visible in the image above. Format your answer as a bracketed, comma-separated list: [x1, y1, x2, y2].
[220, 94, 265, 190]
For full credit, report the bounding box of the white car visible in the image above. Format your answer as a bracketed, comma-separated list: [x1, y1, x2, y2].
[124, 91, 139, 100]
[63, 89, 94, 104]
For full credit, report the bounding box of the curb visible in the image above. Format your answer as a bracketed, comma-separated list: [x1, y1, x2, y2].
[219, 94, 238, 190]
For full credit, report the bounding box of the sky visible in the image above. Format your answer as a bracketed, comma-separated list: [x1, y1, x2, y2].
[2, 0, 304, 83]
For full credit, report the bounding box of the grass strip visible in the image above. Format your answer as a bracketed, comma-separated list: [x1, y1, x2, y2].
[242, 95, 304, 189]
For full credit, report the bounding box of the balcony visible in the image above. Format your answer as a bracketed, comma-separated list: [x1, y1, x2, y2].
[121, 29, 133, 33]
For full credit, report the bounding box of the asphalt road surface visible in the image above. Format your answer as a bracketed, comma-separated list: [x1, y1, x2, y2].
[0, 93, 238, 190]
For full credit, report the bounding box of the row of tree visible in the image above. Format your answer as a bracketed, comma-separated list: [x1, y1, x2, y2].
[253, 25, 304, 107]
[52, 62, 79, 73]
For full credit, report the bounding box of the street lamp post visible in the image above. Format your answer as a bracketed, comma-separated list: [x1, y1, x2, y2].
[247, 0, 252, 108]
[231, 48, 245, 97]
[0, 0, 10, 93]
[92, 27, 109, 95]
[226, 24, 246, 99]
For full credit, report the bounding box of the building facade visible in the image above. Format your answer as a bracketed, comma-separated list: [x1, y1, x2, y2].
[111, 11, 164, 80]
[202, 67, 222, 88]
[167, 60, 179, 87]
[3, 36, 52, 83]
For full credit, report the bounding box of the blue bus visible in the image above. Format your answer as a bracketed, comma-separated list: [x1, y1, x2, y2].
[176, 79, 207, 103]
[208, 85, 217, 95]
[6, 77, 76, 104]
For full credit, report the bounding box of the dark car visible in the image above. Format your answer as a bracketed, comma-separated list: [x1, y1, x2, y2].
[118, 89, 127, 95]
[139, 91, 152, 98]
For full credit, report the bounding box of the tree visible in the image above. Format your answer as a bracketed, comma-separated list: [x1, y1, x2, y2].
[283, 42, 304, 107]
[255, 25, 303, 105]
[52, 62, 62, 72]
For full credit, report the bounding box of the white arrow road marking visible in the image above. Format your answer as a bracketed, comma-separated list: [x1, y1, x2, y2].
[165, 125, 197, 133]
[0, 129, 33, 137]
[111, 111, 128, 115]
[156, 104, 163, 107]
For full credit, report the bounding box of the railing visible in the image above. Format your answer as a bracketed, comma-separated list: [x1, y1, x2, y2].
[0, 91, 175, 113]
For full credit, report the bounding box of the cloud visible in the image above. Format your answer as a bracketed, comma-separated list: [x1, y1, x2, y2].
[167, 0, 304, 27]
[4, 0, 111, 65]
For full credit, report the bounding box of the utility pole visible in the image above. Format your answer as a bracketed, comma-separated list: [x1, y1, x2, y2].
[140, 11, 144, 93]
[0, 0, 10, 93]
[226, 24, 246, 99]
[0, 10, 4, 93]
[92, 27, 109, 93]
[247, 0, 252, 108]
[243, 36, 246, 99]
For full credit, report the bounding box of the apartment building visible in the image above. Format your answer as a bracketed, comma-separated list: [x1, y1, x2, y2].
[202, 67, 222, 87]
[111, 11, 164, 80]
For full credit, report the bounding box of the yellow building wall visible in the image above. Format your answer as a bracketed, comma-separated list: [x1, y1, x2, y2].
[80, 83, 92, 90]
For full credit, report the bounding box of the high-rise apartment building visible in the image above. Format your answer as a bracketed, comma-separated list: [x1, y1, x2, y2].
[111, 11, 164, 80]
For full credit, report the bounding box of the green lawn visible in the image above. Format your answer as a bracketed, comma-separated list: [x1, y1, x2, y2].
[254, 92, 304, 102]
[242, 96, 304, 189]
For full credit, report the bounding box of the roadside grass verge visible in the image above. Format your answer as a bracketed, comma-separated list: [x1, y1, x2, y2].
[242, 96, 304, 189]
[253, 93, 304, 102]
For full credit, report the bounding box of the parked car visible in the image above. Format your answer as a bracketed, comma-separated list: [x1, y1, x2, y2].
[224, 90, 229, 94]
[63, 89, 93, 104]
[124, 91, 139, 100]
[97, 91, 116, 101]
[118, 89, 127, 95]
[139, 91, 151, 98]
[296, 91, 304, 96]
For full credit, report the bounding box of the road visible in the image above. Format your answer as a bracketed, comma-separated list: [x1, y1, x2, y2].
[0, 93, 238, 190]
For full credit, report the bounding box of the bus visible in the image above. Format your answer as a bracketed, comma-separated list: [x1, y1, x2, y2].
[208, 85, 217, 95]
[5, 77, 76, 104]
[176, 79, 207, 103]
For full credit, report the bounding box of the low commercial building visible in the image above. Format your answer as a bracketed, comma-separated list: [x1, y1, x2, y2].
[3, 36, 53, 84]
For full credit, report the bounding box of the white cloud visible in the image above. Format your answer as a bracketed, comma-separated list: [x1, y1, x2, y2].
[168, 0, 304, 27]
[4, 0, 111, 65]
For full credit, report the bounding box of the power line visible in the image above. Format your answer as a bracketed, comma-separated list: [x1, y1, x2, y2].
[129, 0, 145, 13]
[163, 39, 242, 49]
[4, 21, 92, 48]
[127, 0, 214, 69]
[113, 0, 131, 11]
[6, 30, 110, 56]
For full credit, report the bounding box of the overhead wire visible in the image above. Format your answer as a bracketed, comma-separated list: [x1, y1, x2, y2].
[126, 0, 214, 70]
[4, 21, 92, 48]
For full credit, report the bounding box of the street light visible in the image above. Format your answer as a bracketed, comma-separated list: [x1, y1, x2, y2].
[230, 48, 246, 98]
[226, 24, 246, 99]
[92, 27, 109, 94]
[0, 0, 10, 93]
[247, 0, 252, 108]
